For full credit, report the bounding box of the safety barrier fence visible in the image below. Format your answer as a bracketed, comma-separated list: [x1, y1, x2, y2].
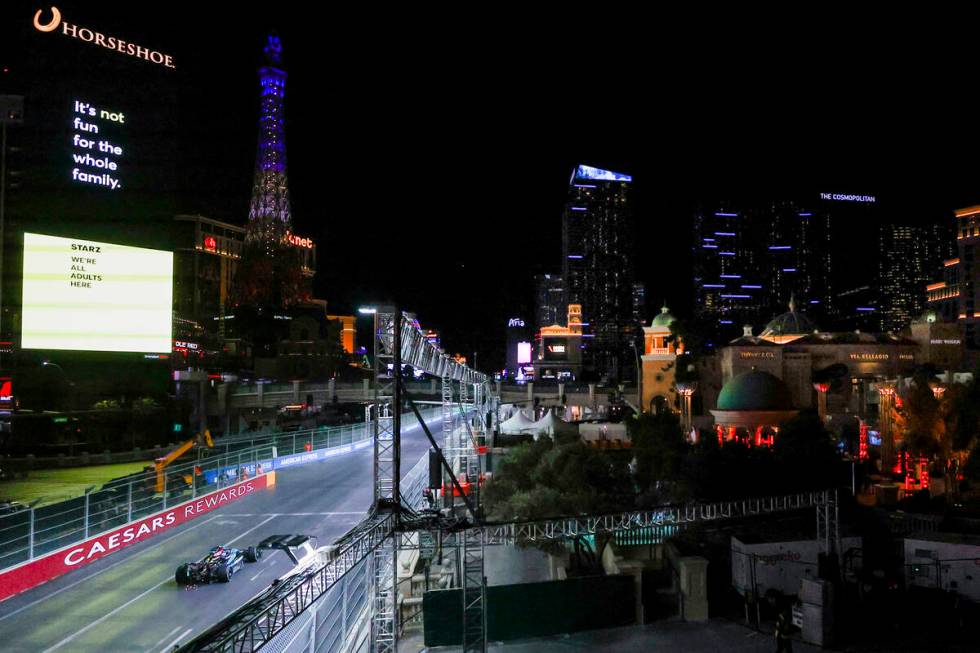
[268, 455, 433, 653]
[0, 473, 277, 602]
[0, 410, 439, 574]
[206, 422, 370, 454]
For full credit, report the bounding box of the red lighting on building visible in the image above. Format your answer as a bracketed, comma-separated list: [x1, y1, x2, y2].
[858, 422, 869, 461]
[0, 377, 12, 409]
[285, 232, 313, 249]
[203, 236, 217, 252]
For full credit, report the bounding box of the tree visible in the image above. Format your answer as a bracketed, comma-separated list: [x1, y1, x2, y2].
[483, 440, 632, 521]
[626, 411, 689, 504]
[943, 376, 980, 452]
[773, 410, 840, 492]
[668, 318, 707, 384]
[898, 380, 945, 461]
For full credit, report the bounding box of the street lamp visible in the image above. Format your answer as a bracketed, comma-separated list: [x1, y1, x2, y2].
[676, 381, 697, 437]
[630, 339, 642, 413]
[42, 361, 75, 413]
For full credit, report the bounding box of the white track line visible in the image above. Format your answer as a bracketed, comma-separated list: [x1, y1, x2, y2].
[148, 626, 180, 652]
[249, 567, 267, 582]
[42, 515, 278, 653]
[0, 516, 219, 622]
[160, 627, 192, 653]
[222, 512, 364, 516]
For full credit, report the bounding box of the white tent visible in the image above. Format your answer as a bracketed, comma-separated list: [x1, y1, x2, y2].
[525, 411, 579, 440]
[499, 410, 537, 435]
[499, 404, 522, 422]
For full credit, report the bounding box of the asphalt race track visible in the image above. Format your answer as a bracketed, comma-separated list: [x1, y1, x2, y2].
[0, 413, 441, 652]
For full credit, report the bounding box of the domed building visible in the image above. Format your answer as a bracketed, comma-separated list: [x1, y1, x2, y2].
[710, 369, 798, 445]
[712, 297, 919, 421]
[758, 295, 817, 344]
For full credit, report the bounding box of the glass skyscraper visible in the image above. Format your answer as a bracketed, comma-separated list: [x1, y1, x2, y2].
[562, 164, 636, 380]
[692, 199, 832, 344]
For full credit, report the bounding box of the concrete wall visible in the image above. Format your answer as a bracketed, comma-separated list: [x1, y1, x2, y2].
[731, 536, 861, 597]
[905, 536, 980, 600]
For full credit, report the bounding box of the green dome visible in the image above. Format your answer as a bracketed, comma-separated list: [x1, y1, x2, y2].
[717, 370, 793, 411]
[651, 305, 676, 328]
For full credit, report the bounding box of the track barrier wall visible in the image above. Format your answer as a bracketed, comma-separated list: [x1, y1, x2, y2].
[0, 409, 439, 601]
[0, 472, 275, 601]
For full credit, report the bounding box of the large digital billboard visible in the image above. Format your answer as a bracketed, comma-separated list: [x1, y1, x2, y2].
[21, 233, 173, 353]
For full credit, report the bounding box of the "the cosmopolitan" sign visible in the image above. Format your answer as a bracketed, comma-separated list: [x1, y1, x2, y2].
[820, 192, 876, 203]
[33, 6, 176, 69]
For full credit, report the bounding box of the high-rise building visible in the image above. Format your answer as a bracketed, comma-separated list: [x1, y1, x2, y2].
[927, 205, 980, 350]
[563, 164, 636, 380]
[692, 199, 832, 343]
[632, 282, 646, 324]
[534, 274, 564, 330]
[173, 214, 245, 337]
[878, 223, 951, 332]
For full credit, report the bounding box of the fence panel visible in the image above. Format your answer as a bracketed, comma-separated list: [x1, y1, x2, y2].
[0, 409, 437, 574]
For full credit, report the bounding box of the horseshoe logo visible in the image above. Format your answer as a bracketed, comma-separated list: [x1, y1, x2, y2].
[33, 7, 62, 33]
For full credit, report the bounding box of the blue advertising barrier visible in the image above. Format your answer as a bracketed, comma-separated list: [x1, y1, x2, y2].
[202, 434, 374, 484]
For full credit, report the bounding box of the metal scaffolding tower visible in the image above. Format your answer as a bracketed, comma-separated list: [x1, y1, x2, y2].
[816, 488, 840, 558]
[371, 307, 400, 653]
[372, 308, 399, 505]
[442, 367, 455, 510]
[462, 527, 487, 653]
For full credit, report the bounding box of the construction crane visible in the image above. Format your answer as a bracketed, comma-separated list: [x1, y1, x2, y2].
[154, 430, 213, 493]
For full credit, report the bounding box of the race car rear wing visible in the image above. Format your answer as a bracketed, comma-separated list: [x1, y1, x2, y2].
[257, 534, 319, 565]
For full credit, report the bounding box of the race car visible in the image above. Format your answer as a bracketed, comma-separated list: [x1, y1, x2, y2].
[175, 544, 261, 585]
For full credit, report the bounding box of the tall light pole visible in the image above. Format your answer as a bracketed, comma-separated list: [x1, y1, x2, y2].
[42, 361, 74, 412]
[0, 96, 24, 371]
[631, 340, 642, 413]
[358, 307, 377, 367]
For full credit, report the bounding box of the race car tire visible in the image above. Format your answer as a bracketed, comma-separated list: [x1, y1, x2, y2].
[244, 546, 261, 563]
[216, 563, 232, 583]
[175, 564, 193, 585]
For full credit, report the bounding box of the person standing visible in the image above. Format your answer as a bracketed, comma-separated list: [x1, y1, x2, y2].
[775, 609, 793, 653]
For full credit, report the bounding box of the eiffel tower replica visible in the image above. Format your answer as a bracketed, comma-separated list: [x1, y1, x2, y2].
[235, 33, 309, 310]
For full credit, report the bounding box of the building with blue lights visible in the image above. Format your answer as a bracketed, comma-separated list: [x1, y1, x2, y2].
[692, 199, 832, 344]
[562, 164, 636, 381]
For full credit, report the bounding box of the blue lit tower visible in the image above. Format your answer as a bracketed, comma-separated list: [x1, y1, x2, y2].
[236, 33, 307, 308]
[246, 33, 291, 250]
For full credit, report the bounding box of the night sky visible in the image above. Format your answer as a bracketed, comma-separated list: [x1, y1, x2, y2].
[6, 3, 980, 368]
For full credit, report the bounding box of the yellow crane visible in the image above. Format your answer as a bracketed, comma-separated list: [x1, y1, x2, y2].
[154, 429, 213, 493]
